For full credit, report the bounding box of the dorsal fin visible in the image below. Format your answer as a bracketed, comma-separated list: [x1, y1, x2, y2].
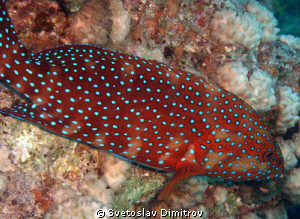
[0, 0, 32, 95]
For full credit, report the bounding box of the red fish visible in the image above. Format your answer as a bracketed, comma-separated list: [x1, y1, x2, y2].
[0, 0, 283, 200]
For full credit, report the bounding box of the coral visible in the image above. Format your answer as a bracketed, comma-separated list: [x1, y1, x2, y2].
[0, 144, 17, 172]
[113, 173, 163, 212]
[59, 0, 86, 13]
[2, 119, 93, 176]
[6, 0, 67, 52]
[52, 187, 80, 204]
[276, 86, 300, 133]
[45, 154, 131, 217]
[279, 35, 300, 50]
[292, 133, 300, 159]
[242, 204, 288, 219]
[78, 173, 114, 204]
[210, 10, 262, 50]
[65, 0, 111, 45]
[241, 212, 260, 219]
[102, 155, 131, 191]
[109, 0, 131, 45]
[246, 0, 280, 42]
[215, 62, 276, 112]
[188, 203, 209, 219]
[276, 137, 298, 171]
[128, 43, 165, 62]
[215, 61, 249, 96]
[245, 68, 276, 111]
[45, 173, 115, 218]
[212, 185, 229, 205]
[0, 171, 37, 218]
[0, 173, 8, 197]
[283, 167, 300, 205]
[44, 195, 112, 219]
[263, 204, 288, 219]
[166, 176, 209, 210]
[210, 0, 280, 49]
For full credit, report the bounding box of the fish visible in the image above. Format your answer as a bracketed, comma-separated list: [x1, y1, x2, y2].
[0, 0, 283, 200]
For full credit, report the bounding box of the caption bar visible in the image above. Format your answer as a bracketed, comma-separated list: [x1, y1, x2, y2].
[96, 208, 204, 218]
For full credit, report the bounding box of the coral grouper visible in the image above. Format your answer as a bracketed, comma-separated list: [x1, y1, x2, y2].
[0, 0, 283, 200]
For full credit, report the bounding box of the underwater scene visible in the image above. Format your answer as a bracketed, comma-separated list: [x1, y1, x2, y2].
[0, 0, 299, 218]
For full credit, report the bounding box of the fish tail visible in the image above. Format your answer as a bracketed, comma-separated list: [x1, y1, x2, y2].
[0, 0, 30, 83]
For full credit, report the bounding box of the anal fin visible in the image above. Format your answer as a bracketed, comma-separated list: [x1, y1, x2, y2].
[157, 160, 203, 201]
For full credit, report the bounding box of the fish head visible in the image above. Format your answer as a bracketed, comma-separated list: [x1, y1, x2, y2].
[200, 110, 284, 181]
[253, 136, 284, 180]
[227, 124, 285, 180]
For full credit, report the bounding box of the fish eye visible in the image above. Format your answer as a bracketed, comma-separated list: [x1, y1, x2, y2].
[263, 152, 273, 160]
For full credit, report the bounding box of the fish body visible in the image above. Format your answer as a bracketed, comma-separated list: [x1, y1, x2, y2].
[0, 0, 283, 200]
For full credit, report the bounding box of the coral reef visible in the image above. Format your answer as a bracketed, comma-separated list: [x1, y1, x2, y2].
[246, 0, 280, 42]
[283, 167, 300, 205]
[279, 35, 300, 51]
[166, 176, 209, 210]
[212, 185, 229, 205]
[210, 0, 280, 50]
[44, 155, 131, 218]
[215, 61, 276, 112]
[245, 68, 276, 112]
[6, 0, 67, 52]
[276, 137, 298, 171]
[276, 86, 300, 133]
[210, 10, 262, 49]
[0, 144, 17, 172]
[0, 173, 8, 197]
[127, 43, 165, 62]
[45, 195, 111, 219]
[59, 0, 86, 13]
[102, 154, 131, 191]
[65, 0, 111, 45]
[215, 61, 249, 97]
[109, 0, 131, 45]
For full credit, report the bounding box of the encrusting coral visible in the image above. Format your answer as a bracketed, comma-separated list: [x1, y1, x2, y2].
[65, 0, 111, 45]
[77, 173, 115, 204]
[44, 154, 131, 218]
[215, 61, 249, 97]
[276, 86, 300, 133]
[212, 185, 229, 205]
[109, 0, 131, 45]
[45, 194, 111, 219]
[276, 137, 298, 171]
[277, 133, 300, 171]
[65, 0, 131, 46]
[282, 167, 300, 205]
[166, 176, 209, 210]
[246, 0, 280, 42]
[215, 61, 276, 112]
[210, 0, 280, 50]
[102, 154, 131, 191]
[210, 10, 262, 50]
[5, 0, 67, 51]
[279, 35, 300, 51]
[245, 68, 276, 112]
[0, 173, 8, 197]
